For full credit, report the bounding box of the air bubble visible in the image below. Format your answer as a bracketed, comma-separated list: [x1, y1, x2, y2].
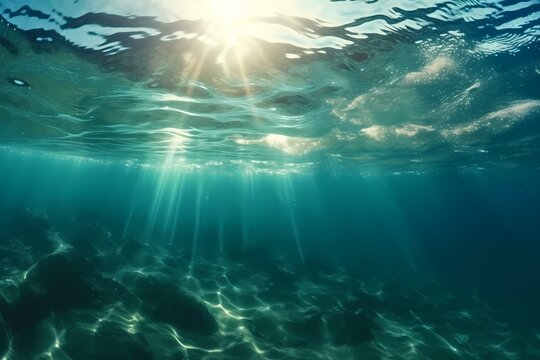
[7, 77, 31, 89]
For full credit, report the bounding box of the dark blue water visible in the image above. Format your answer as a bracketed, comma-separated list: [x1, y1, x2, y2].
[1, 0, 540, 359]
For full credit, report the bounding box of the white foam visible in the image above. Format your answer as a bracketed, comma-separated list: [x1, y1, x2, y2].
[361, 125, 386, 141]
[236, 134, 322, 155]
[442, 100, 540, 138]
[394, 124, 435, 137]
[362, 124, 434, 141]
[404, 56, 453, 83]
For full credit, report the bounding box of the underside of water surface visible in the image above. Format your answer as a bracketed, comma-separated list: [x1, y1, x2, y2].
[1, 0, 540, 359]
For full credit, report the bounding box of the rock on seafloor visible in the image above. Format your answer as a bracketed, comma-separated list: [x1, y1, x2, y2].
[5, 248, 126, 333]
[0, 314, 9, 359]
[2, 207, 56, 254]
[132, 275, 219, 335]
[326, 309, 376, 346]
[62, 320, 153, 360]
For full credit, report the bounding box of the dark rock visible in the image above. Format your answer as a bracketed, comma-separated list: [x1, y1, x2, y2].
[6, 207, 50, 237]
[0, 245, 35, 272]
[257, 262, 301, 302]
[6, 249, 126, 332]
[3, 207, 54, 253]
[119, 239, 155, 266]
[384, 294, 422, 317]
[119, 239, 148, 257]
[67, 223, 115, 257]
[63, 320, 153, 360]
[160, 255, 185, 269]
[250, 307, 324, 348]
[286, 308, 324, 344]
[10, 318, 57, 358]
[301, 258, 335, 279]
[326, 310, 375, 346]
[0, 293, 8, 317]
[221, 341, 255, 358]
[133, 276, 218, 335]
[267, 264, 299, 286]
[249, 313, 282, 345]
[343, 292, 383, 313]
[92, 253, 126, 273]
[0, 315, 9, 359]
[0, 283, 19, 306]
[166, 353, 185, 360]
[21, 250, 100, 308]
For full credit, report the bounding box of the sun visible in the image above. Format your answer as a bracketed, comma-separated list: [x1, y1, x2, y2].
[165, 0, 301, 53]
[208, 0, 252, 26]
[206, 0, 253, 52]
[193, 0, 278, 72]
[164, 0, 300, 84]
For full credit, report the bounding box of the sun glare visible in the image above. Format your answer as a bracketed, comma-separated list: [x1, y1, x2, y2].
[186, 0, 284, 75]
[163, 0, 307, 94]
[209, 0, 251, 26]
[205, 0, 272, 54]
[164, 0, 310, 66]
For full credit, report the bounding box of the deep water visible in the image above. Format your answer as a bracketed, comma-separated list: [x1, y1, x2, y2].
[1, 0, 540, 359]
[1, 153, 539, 359]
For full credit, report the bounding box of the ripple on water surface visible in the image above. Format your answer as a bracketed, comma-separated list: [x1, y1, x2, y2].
[0, 0, 539, 170]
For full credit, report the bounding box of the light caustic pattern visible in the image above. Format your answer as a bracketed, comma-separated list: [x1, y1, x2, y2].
[1, 248, 537, 360]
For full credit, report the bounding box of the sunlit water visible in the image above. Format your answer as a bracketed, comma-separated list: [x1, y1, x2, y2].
[1, 0, 540, 359]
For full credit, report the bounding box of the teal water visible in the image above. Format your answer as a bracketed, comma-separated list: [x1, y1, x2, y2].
[1, 0, 540, 359]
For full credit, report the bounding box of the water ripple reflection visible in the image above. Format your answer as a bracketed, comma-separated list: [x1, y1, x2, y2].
[0, 0, 539, 171]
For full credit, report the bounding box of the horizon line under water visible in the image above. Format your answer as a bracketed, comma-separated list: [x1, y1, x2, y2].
[1, 0, 540, 359]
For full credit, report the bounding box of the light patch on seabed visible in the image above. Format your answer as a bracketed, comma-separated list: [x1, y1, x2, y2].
[442, 99, 540, 137]
[403, 56, 453, 83]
